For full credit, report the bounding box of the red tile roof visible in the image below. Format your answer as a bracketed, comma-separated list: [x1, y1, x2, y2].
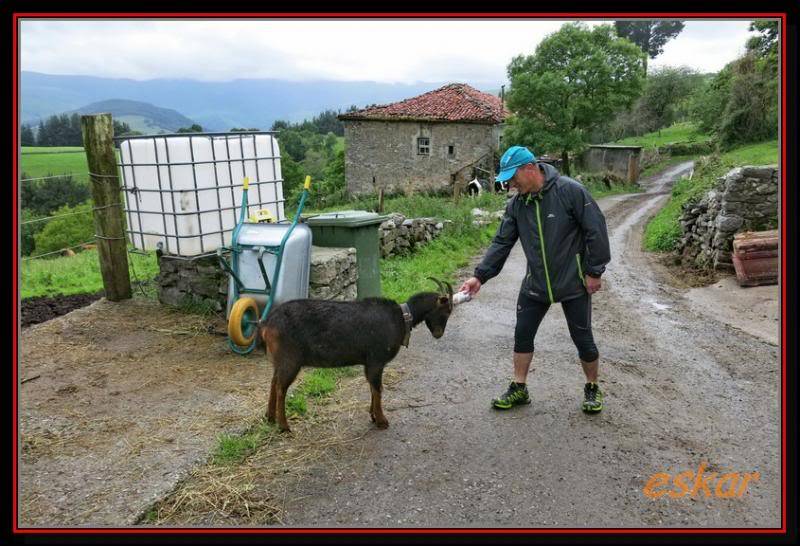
[339, 83, 509, 125]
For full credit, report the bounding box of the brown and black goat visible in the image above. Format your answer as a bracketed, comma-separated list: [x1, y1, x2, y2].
[260, 278, 455, 432]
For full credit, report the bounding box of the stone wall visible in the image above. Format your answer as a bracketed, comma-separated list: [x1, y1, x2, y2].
[156, 245, 359, 311]
[378, 213, 445, 258]
[676, 165, 779, 271]
[308, 247, 358, 300]
[343, 120, 500, 195]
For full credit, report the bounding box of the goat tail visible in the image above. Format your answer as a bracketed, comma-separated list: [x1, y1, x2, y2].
[255, 319, 268, 355]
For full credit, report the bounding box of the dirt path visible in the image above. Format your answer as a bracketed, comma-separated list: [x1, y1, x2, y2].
[263, 162, 781, 528]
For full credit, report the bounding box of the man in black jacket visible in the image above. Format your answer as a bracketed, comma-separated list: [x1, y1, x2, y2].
[459, 146, 611, 413]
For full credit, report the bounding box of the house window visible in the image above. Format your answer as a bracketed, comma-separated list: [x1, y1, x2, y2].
[448, 145, 455, 157]
[417, 137, 430, 155]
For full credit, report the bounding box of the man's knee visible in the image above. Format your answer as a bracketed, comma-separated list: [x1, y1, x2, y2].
[579, 348, 599, 363]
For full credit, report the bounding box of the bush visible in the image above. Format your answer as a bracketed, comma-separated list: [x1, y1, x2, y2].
[33, 200, 95, 256]
[20, 208, 47, 256]
[20, 173, 90, 216]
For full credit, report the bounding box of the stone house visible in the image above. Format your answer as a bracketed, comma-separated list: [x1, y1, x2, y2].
[338, 83, 509, 195]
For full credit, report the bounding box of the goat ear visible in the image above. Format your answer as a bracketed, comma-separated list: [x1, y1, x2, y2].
[438, 295, 450, 306]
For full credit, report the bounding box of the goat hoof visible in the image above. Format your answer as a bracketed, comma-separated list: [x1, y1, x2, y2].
[375, 419, 389, 429]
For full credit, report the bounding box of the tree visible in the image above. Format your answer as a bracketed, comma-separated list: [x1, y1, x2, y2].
[176, 124, 203, 133]
[639, 66, 702, 131]
[21, 124, 35, 146]
[229, 127, 261, 132]
[614, 20, 685, 75]
[746, 20, 779, 57]
[505, 23, 646, 174]
[20, 173, 91, 216]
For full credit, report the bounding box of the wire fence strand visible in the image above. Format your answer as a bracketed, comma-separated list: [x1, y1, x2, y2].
[19, 173, 88, 183]
[21, 240, 96, 261]
[20, 202, 123, 226]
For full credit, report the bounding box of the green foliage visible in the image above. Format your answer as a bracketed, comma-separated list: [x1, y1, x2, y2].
[686, 22, 778, 148]
[176, 124, 204, 133]
[505, 23, 646, 174]
[613, 20, 685, 73]
[717, 53, 778, 149]
[20, 172, 91, 216]
[746, 20, 779, 58]
[32, 200, 94, 255]
[609, 66, 705, 139]
[20, 208, 46, 256]
[21, 124, 35, 146]
[34, 113, 84, 146]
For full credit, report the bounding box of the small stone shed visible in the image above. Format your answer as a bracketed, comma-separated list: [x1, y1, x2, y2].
[577, 145, 643, 183]
[339, 83, 509, 196]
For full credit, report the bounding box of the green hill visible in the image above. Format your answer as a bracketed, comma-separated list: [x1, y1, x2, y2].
[69, 99, 197, 133]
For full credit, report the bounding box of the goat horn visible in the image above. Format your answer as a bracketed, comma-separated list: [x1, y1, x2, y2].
[427, 277, 445, 294]
[443, 281, 454, 309]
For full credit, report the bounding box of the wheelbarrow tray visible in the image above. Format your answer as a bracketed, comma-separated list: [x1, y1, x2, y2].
[225, 222, 312, 318]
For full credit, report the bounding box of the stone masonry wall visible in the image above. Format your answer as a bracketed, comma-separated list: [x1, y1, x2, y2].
[157, 245, 359, 310]
[378, 213, 445, 259]
[343, 120, 500, 196]
[676, 165, 778, 271]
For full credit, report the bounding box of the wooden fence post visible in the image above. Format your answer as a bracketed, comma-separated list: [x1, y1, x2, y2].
[81, 113, 132, 301]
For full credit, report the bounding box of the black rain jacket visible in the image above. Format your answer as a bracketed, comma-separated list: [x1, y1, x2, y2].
[474, 162, 611, 304]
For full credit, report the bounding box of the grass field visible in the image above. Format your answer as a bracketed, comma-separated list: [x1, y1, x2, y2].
[20, 146, 93, 184]
[643, 139, 779, 252]
[611, 122, 714, 149]
[20, 248, 160, 299]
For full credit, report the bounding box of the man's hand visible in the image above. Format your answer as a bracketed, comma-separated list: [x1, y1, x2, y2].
[585, 275, 602, 295]
[460, 276, 482, 296]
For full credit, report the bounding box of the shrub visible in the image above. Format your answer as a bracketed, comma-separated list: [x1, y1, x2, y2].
[32, 200, 95, 256]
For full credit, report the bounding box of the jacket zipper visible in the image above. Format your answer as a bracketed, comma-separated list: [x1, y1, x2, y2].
[576, 253, 587, 288]
[534, 198, 554, 303]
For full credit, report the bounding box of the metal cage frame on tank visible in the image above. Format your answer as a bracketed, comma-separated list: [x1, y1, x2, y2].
[114, 131, 287, 261]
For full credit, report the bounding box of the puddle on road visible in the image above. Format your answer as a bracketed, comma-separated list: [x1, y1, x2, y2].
[644, 299, 672, 311]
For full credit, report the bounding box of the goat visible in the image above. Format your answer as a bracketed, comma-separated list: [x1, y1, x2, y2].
[260, 278, 455, 432]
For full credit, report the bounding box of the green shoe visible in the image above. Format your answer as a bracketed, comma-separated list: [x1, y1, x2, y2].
[492, 382, 531, 410]
[582, 382, 604, 413]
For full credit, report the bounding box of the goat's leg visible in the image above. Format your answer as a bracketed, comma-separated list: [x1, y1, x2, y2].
[366, 365, 389, 429]
[276, 363, 301, 433]
[266, 371, 278, 423]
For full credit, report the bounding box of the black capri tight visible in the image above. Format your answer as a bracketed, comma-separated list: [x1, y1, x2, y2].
[513, 291, 599, 362]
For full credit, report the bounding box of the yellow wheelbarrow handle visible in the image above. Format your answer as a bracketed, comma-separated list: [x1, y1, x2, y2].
[304, 175, 311, 190]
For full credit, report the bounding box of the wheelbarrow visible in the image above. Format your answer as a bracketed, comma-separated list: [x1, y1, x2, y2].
[218, 175, 313, 355]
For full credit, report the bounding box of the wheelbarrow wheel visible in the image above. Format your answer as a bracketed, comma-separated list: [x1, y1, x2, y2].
[228, 297, 260, 348]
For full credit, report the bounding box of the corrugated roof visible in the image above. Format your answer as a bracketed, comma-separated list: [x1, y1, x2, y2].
[339, 83, 509, 124]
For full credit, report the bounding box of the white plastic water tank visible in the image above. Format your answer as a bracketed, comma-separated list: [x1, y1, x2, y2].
[118, 133, 285, 256]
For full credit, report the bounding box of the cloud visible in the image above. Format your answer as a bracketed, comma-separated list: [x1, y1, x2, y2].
[20, 18, 762, 83]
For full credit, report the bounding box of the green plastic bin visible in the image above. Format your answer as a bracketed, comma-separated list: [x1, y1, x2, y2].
[304, 210, 389, 299]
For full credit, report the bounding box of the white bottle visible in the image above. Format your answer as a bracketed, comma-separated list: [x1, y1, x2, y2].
[452, 291, 473, 305]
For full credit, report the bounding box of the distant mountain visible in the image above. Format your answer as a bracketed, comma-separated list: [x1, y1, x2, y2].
[21, 71, 501, 132]
[69, 99, 197, 133]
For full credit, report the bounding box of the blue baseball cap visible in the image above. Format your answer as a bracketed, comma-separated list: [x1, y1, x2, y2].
[496, 146, 537, 183]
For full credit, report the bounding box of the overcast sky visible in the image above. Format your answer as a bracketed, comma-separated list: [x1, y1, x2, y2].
[20, 18, 765, 85]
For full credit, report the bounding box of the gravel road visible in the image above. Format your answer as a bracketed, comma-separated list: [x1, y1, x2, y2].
[276, 161, 781, 528]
